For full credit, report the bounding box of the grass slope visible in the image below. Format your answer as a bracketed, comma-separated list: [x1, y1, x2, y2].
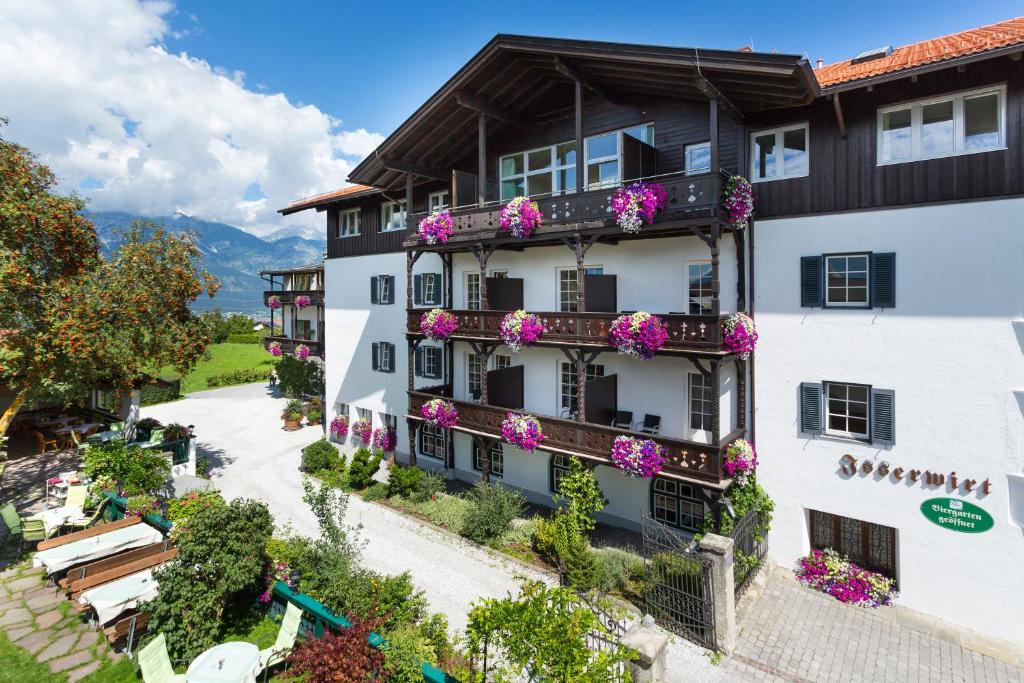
[164, 343, 274, 395]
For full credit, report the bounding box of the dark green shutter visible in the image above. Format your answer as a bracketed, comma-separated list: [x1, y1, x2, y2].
[413, 275, 423, 305]
[414, 347, 424, 377]
[801, 256, 824, 307]
[799, 382, 823, 435]
[385, 276, 395, 304]
[387, 343, 396, 373]
[430, 347, 443, 379]
[371, 342, 380, 371]
[870, 253, 896, 309]
[870, 388, 895, 446]
[370, 276, 378, 304]
[429, 273, 442, 305]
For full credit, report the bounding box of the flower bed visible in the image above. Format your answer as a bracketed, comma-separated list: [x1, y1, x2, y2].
[608, 312, 668, 360]
[610, 435, 665, 478]
[499, 310, 545, 352]
[329, 415, 349, 439]
[723, 175, 754, 229]
[611, 181, 667, 233]
[294, 294, 312, 308]
[723, 312, 758, 359]
[267, 295, 282, 309]
[723, 438, 757, 486]
[351, 419, 372, 445]
[420, 308, 458, 341]
[421, 399, 458, 428]
[795, 548, 897, 607]
[372, 427, 396, 453]
[267, 341, 282, 357]
[418, 210, 455, 244]
[499, 197, 543, 238]
[501, 413, 545, 452]
[260, 560, 296, 604]
[295, 343, 311, 360]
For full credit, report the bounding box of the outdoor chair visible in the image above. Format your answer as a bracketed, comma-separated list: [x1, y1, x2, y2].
[259, 602, 303, 680]
[108, 422, 124, 433]
[138, 633, 186, 683]
[638, 414, 661, 435]
[34, 430, 59, 453]
[0, 502, 46, 554]
[612, 411, 633, 430]
[148, 429, 165, 445]
[560, 398, 579, 421]
[64, 496, 111, 535]
[70, 430, 90, 455]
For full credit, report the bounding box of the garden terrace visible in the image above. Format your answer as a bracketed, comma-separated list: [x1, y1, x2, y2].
[263, 336, 324, 359]
[262, 290, 324, 307]
[408, 386, 735, 486]
[407, 309, 730, 357]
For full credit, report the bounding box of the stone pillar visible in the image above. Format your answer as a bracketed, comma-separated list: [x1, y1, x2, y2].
[621, 616, 669, 683]
[698, 533, 737, 653]
[120, 389, 141, 442]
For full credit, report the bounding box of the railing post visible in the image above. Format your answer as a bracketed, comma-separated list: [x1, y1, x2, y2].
[575, 348, 586, 423]
[621, 618, 669, 683]
[698, 533, 737, 654]
[574, 79, 584, 195]
[710, 222, 721, 316]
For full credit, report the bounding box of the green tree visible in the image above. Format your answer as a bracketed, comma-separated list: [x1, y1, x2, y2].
[275, 354, 324, 398]
[554, 457, 607, 535]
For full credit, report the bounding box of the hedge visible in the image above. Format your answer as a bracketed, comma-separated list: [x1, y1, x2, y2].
[226, 333, 262, 344]
[206, 367, 269, 388]
[141, 378, 181, 406]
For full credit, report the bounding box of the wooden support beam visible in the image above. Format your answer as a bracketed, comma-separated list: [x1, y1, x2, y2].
[474, 244, 496, 309]
[575, 79, 584, 195]
[734, 229, 746, 312]
[406, 251, 423, 310]
[406, 417, 417, 467]
[455, 91, 524, 127]
[377, 155, 449, 184]
[710, 360, 721, 447]
[405, 171, 414, 220]
[709, 97, 720, 176]
[554, 56, 620, 104]
[563, 233, 599, 312]
[710, 223, 721, 316]
[832, 93, 847, 139]
[477, 112, 487, 207]
[696, 76, 744, 123]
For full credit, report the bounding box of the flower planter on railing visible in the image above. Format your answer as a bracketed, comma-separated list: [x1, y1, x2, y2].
[723, 175, 754, 229]
[267, 341, 282, 357]
[609, 312, 669, 360]
[499, 197, 543, 238]
[420, 309, 458, 341]
[499, 310, 544, 352]
[501, 413, 545, 452]
[267, 295, 282, 309]
[421, 399, 458, 428]
[294, 295, 312, 309]
[610, 435, 665, 478]
[722, 313, 757, 359]
[418, 210, 455, 244]
[723, 438, 757, 487]
[611, 181, 667, 233]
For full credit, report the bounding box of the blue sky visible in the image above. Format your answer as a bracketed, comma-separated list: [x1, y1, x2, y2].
[168, 0, 1022, 136]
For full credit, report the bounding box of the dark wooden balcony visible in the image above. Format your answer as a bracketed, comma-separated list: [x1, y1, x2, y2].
[263, 290, 324, 307]
[407, 309, 727, 356]
[263, 336, 324, 359]
[408, 388, 734, 485]
[405, 171, 720, 250]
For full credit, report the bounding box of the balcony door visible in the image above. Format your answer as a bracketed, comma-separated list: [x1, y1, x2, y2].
[487, 365, 523, 410]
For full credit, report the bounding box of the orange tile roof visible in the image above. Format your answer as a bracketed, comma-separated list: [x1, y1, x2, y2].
[816, 16, 1024, 88]
[279, 184, 378, 214]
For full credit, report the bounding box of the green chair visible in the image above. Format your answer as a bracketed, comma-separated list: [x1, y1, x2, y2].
[259, 602, 303, 678]
[65, 496, 109, 533]
[0, 502, 46, 553]
[138, 633, 186, 683]
[63, 484, 88, 510]
[109, 422, 124, 433]
[148, 429, 165, 445]
[70, 430, 90, 455]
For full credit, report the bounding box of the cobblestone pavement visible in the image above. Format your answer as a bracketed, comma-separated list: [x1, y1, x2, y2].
[722, 569, 1024, 683]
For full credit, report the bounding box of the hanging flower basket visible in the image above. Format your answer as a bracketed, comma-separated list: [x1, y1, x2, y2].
[329, 415, 349, 439]
[351, 419, 372, 445]
[611, 182, 667, 233]
[294, 294, 312, 309]
[499, 310, 545, 352]
[421, 399, 458, 428]
[723, 175, 754, 229]
[608, 312, 668, 360]
[418, 210, 455, 244]
[796, 548, 897, 607]
[295, 344, 311, 360]
[420, 308, 458, 341]
[501, 413, 545, 452]
[267, 341, 282, 357]
[267, 295, 282, 309]
[499, 197, 543, 238]
[372, 427, 396, 453]
[723, 313, 758, 359]
[610, 435, 665, 478]
[723, 438, 758, 487]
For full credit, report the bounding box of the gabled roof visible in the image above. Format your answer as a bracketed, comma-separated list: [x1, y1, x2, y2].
[817, 16, 1024, 90]
[279, 184, 379, 215]
[259, 261, 324, 276]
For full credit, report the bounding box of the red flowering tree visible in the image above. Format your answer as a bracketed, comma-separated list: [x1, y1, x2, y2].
[0, 123, 219, 436]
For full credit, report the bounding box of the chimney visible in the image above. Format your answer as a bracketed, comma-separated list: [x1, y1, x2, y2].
[816, 58, 824, 69]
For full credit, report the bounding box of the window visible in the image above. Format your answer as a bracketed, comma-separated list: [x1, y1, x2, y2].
[372, 342, 395, 373]
[651, 479, 704, 532]
[810, 510, 897, 580]
[687, 262, 712, 314]
[466, 272, 481, 310]
[428, 190, 450, 212]
[550, 454, 572, 493]
[877, 85, 1005, 164]
[380, 413, 397, 430]
[559, 362, 604, 415]
[337, 208, 360, 238]
[685, 142, 711, 175]
[557, 266, 603, 312]
[334, 402, 350, 420]
[419, 423, 446, 460]
[688, 372, 713, 432]
[414, 273, 442, 306]
[294, 319, 312, 341]
[473, 442, 504, 477]
[500, 142, 577, 201]
[493, 354, 511, 370]
[292, 273, 313, 290]
[623, 124, 655, 146]
[750, 123, 808, 182]
[381, 201, 406, 232]
[371, 275, 394, 305]
[825, 254, 869, 307]
[825, 382, 869, 439]
[467, 353, 483, 399]
[586, 131, 619, 189]
[356, 407, 372, 422]
[415, 346, 443, 380]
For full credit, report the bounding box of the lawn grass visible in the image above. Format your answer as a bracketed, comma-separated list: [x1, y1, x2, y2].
[162, 343, 274, 394]
[0, 631, 62, 683]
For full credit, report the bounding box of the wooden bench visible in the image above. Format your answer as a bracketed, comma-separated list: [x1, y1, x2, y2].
[70, 547, 177, 604]
[58, 541, 173, 590]
[36, 515, 141, 552]
[104, 610, 151, 652]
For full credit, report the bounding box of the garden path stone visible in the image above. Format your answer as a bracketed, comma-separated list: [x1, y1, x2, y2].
[67, 661, 102, 682]
[48, 649, 93, 673]
[0, 606, 31, 625]
[6, 625, 34, 641]
[7, 576, 42, 592]
[74, 629, 99, 650]
[18, 629, 53, 654]
[37, 632, 78, 661]
[35, 608, 63, 628]
[26, 591, 62, 611]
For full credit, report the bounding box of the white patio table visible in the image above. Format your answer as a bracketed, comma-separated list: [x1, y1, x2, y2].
[77, 568, 159, 624]
[186, 642, 261, 683]
[32, 523, 164, 574]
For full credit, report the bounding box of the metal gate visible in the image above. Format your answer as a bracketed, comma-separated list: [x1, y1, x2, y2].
[641, 515, 717, 650]
[730, 508, 769, 599]
[576, 591, 629, 682]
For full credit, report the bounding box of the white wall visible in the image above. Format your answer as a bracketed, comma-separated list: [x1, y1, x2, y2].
[754, 197, 1024, 644]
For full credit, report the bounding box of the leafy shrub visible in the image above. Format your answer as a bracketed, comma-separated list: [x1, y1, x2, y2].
[306, 408, 323, 424]
[140, 378, 181, 406]
[166, 489, 225, 524]
[196, 457, 211, 478]
[532, 514, 599, 589]
[225, 333, 261, 344]
[275, 355, 324, 399]
[284, 617, 386, 681]
[411, 493, 469, 530]
[386, 465, 423, 499]
[347, 447, 381, 490]
[301, 439, 343, 472]
[362, 483, 388, 502]
[206, 367, 268, 388]
[125, 494, 159, 517]
[314, 468, 345, 489]
[83, 441, 170, 496]
[384, 625, 435, 682]
[135, 417, 162, 441]
[554, 457, 607, 535]
[162, 422, 190, 441]
[592, 547, 647, 596]
[410, 470, 446, 503]
[460, 481, 525, 544]
[282, 399, 305, 421]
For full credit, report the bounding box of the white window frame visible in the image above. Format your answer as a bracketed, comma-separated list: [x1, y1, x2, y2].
[824, 381, 870, 440]
[585, 131, 621, 190]
[686, 261, 712, 315]
[465, 272, 481, 310]
[422, 273, 440, 306]
[500, 143, 577, 202]
[684, 141, 711, 175]
[424, 345, 441, 379]
[558, 360, 604, 415]
[380, 201, 406, 232]
[557, 265, 603, 312]
[377, 343, 393, 372]
[356, 407, 372, 422]
[688, 372, 713, 433]
[824, 253, 870, 308]
[376, 274, 392, 305]
[335, 402, 350, 420]
[467, 353, 483, 399]
[337, 208, 360, 238]
[876, 84, 1006, 166]
[419, 423, 446, 460]
[493, 354, 511, 370]
[473, 442, 504, 477]
[428, 190, 450, 212]
[749, 122, 809, 183]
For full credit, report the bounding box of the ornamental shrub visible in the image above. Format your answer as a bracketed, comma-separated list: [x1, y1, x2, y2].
[384, 624, 436, 682]
[301, 438, 343, 472]
[166, 489, 225, 524]
[387, 464, 424, 499]
[125, 494, 159, 517]
[284, 617, 387, 682]
[460, 480, 525, 545]
[347, 447, 382, 490]
[206, 367, 267, 388]
[82, 441, 170, 496]
[275, 354, 325, 398]
[553, 456, 607, 535]
[410, 470, 446, 503]
[139, 378, 181, 406]
[225, 333, 261, 344]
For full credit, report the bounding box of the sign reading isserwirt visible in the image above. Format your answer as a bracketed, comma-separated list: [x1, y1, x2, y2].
[920, 498, 994, 534]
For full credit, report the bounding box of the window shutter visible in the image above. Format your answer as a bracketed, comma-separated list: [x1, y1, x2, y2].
[386, 343, 396, 373]
[799, 382, 823, 436]
[430, 347, 443, 379]
[413, 274, 423, 306]
[371, 342, 380, 371]
[414, 347, 424, 377]
[800, 256, 824, 307]
[385, 276, 395, 304]
[870, 388, 895, 446]
[430, 273, 443, 305]
[870, 253, 896, 309]
[370, 276, 379, 304]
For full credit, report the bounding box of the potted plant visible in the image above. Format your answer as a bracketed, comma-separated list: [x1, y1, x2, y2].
[608, 311, 669, 360]
[501, 413, 545, 452]
[723, 313, 758, 360]
[306, 408, 323, 426]
[295, 343, 311, 360]
[162, 423, 190, 442]
[499, 196, 543, 238]
[419, 308, 458, 341]
[418, 209, 455, 244]
[611, 181, 667, 233]
[135, 417, 163, 442]
[610, 435, 665, 478]
[723, 175, 754, 229]
[421, 399, 458, 428]
[329, 414, 349, 439]
[351, 418, 373, 444]
[282, 399, 305, 431]
[294, 294, 312, 308]
[499, 310, 545, 352]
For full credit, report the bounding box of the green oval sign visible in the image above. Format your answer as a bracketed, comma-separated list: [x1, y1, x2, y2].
[920, 498, 993, 533]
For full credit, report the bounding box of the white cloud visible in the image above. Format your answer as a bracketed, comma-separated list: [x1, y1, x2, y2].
[0, 0, 384, 236]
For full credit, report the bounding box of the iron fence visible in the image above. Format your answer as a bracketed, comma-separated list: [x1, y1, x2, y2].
[730, 508, 769, 599]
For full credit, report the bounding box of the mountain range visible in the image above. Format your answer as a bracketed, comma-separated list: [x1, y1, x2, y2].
[87, 211, 325, 314]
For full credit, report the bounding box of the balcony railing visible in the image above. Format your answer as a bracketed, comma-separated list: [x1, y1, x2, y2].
[263, 290, 324, 307]
[264, 336, 324, 359]
[406, 171, 718, 247]
[408, 388, 732, 484]
[407, 309, 725, 354]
